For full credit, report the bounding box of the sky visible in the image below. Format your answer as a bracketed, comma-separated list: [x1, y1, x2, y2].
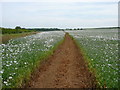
[0, 0, 119, 28]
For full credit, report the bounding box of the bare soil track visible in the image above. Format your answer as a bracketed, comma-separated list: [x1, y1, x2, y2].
[26, 33, 97, 88]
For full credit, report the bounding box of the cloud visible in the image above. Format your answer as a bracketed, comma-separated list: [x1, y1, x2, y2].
[1, 1, 118, 28]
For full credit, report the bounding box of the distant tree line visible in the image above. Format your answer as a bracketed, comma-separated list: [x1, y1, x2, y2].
[0, 26, 85, 34]
[1, 26, 33, 34]
[28, 28, 62, 31]
[93, 27, 119, 29]
[1, 26, 119, 34]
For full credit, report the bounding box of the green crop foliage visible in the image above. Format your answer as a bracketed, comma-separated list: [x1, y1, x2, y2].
[68, 29, 119, 88]
[1, 31, 65, 88]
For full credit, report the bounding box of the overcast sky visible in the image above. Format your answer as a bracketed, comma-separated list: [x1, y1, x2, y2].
[0, 0, 119, 28]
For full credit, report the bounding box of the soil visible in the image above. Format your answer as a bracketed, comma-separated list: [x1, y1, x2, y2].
[25, 33, 97, 88]
[2, 32, 38, 44]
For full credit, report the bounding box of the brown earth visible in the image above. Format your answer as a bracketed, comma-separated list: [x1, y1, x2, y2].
[1, 32, 38, 44]
[25, 33, 97, 88]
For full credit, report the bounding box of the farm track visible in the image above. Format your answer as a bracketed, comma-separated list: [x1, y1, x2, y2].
[26, 33, 97, 88]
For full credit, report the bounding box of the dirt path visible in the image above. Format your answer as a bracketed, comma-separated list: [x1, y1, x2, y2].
[26, 33, 97, 88]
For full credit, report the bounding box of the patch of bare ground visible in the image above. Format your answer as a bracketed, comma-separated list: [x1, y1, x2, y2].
[25, 33, 97, 88]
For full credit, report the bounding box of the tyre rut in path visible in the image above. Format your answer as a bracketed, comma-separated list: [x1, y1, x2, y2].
[26, 33, 97, 88]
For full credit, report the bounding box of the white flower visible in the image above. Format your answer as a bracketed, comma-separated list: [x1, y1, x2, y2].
[14, 61, 17, 63]
[0, 70, 3, 74]
[9, 77, 12, 79]
[4, 81, 7, 84]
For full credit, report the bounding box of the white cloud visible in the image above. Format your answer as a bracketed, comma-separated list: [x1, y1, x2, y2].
[1, 1, 118, 28]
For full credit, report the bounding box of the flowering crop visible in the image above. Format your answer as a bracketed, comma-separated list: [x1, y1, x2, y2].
[1, 31, 65, 88]
[68, 29, 119, 88]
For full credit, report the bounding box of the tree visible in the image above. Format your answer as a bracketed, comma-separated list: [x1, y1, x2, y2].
[15, 26, 21, 33]
[81, 28, 83, 30]
[15, 26, 21, 29]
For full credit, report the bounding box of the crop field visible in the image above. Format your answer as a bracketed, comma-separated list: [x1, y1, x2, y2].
[67, 29, 119, 88]
[0, 29, 119, 88]
[1, 0, 119, 88]
[1, 31, 65, 88]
